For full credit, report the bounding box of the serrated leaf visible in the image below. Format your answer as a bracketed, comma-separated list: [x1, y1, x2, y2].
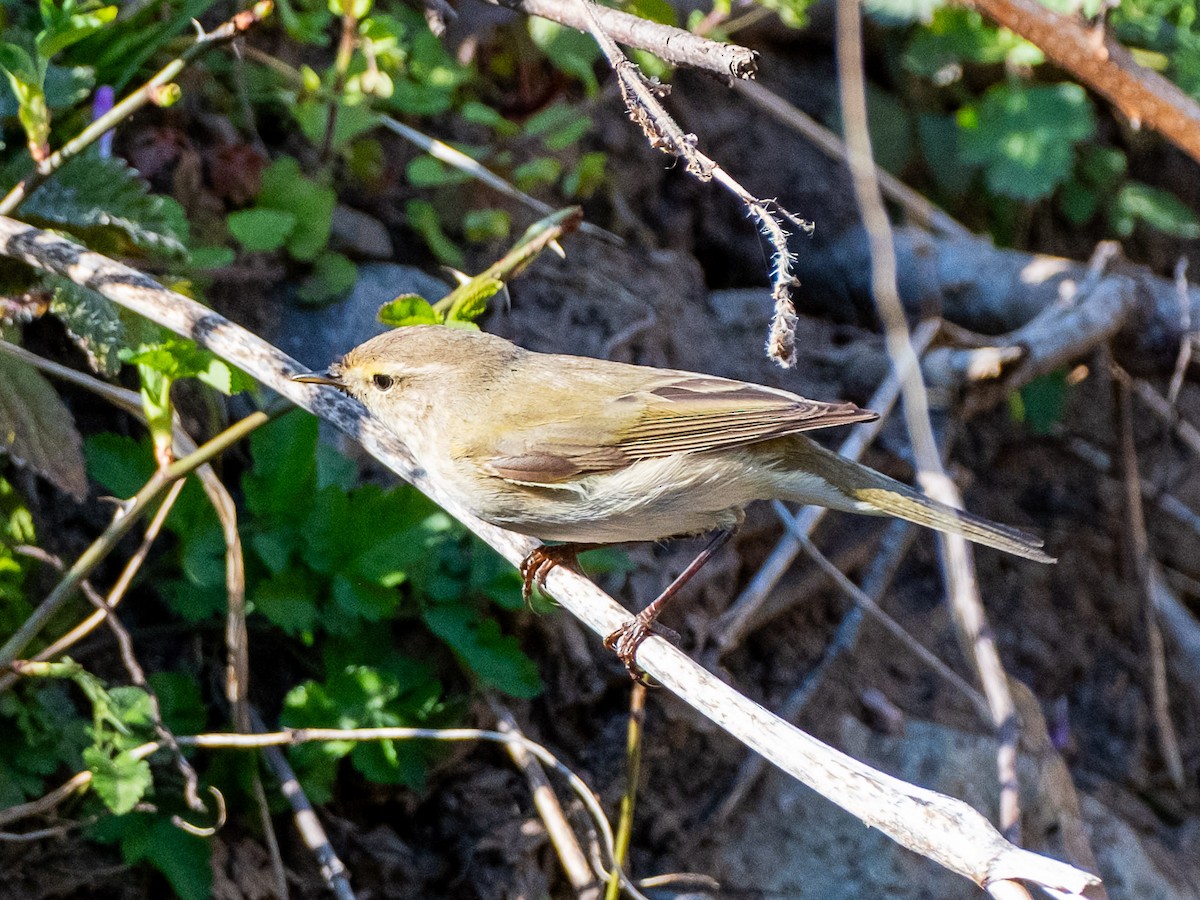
[20, 155, 189, 258]
[83, 746, 152, 815]
[44, 275, 124, 375]
[0, 353, 86, 499]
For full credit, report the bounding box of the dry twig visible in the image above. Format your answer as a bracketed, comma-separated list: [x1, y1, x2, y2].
[481, 0, 758, 80]
[837, 0, 1023, 846]
[573, 0, 805, 366]
[1115, 374, 1185, 788]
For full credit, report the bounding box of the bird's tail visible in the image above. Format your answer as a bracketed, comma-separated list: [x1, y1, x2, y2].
[777, 439, 1055, 563]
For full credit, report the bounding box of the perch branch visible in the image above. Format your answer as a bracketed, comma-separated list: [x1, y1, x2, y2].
[0, 216, 1100, 897]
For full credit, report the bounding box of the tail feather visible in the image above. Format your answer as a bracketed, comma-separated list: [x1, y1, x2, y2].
[854, 485, 1055, 563]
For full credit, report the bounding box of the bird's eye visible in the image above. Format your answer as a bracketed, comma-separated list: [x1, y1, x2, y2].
[372, 373, 395, 391]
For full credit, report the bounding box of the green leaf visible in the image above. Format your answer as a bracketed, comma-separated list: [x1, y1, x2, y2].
[957, 82, 1094, 201]
[227, 207, 297, 253]
[513, 157, 561, 191]
[146, 672, 206, 735]
[563, 152, 607, 199]
[292, 99, 379, 153]
[253, 569, 320, 634]
[0, 352, 87, 499]
[903, 7, 1040, 79]
[1010, 370, 1068, 435]
[405, 199, 464, 268]
[378, 293, 440, 327]
[296, 251, 358, 306]
[83, 746, 152, 815]
[463, 209, 512, 242]
[530, 17, 600, 92]
[423, 605, 541, 697]
[19, 155, 189, 258]
[1110, 182, 1200, 238]
[257, 157, 337, 261]
[111, 813, 212, 900]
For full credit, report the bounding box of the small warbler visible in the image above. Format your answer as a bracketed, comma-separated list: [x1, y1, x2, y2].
[295, 325, 1051, 672]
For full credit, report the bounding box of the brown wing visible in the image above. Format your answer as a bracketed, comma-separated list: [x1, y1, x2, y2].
[483, 372, 877, 485]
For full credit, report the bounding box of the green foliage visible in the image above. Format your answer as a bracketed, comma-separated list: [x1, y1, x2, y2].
[230, 156, 336, 263]
[0, 0, 116, 156]
[0, 477, 36, 640]
[1010, 370, 1070, 435]
[957, 83, 1095, 201]
[16, 155, 190, 258]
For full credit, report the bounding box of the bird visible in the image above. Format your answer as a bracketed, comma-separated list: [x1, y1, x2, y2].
[294, 325, 1052, 674]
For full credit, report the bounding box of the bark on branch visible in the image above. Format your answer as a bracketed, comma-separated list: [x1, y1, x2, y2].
[479, 0, 758, 80]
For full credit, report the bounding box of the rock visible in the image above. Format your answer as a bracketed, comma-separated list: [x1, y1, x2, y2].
[714, 716, 1200, 899]
[330, 204, 394, 259]
[267, 263, 448, 369]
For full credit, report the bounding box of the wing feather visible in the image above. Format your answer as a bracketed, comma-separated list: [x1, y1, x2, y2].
[483, 372, 877, 485]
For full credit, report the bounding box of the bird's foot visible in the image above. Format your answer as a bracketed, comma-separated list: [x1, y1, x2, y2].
[519, 545, 584, 604]
[603, 617, 658, 683]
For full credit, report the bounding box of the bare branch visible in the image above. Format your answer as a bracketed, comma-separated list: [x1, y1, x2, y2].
[481, 0, 758, 80]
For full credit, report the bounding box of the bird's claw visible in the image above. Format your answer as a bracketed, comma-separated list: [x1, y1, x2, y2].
[604, 618, 656, 683]
[519, 545, 581, 604]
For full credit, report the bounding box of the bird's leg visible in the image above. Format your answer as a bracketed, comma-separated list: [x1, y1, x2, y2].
[520, 543, 605, 603]
[605, 527, 736, 678]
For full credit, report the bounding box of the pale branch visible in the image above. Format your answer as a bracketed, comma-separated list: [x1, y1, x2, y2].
[0, 216, 1100, 896]
[478, 0, 758, 80]
[963, 0, 1200, 166]
[799, 227, 1200, 408]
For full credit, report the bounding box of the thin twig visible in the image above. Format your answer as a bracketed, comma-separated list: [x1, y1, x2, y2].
[606, 682, 647, 900]
[731, 79, 969, 238]
[489, 700, 600, 898]
[0, 408, 274, 669]
[1167, 259, 1192, 406]
[0, 217, 1101, 897]
[252, 711, 355, 900]
[240, 46, 620, 245]
[0, 2, 274, 215]
[836, 0, 1023, 844]
[574, 0, 805, 366]
[706, 519, 917, 826]
[1116, 375, 1185, 788]
[789, 523, 991, 721]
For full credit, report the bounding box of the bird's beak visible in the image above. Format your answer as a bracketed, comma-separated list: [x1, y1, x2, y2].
[292, 370, 345, 389]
